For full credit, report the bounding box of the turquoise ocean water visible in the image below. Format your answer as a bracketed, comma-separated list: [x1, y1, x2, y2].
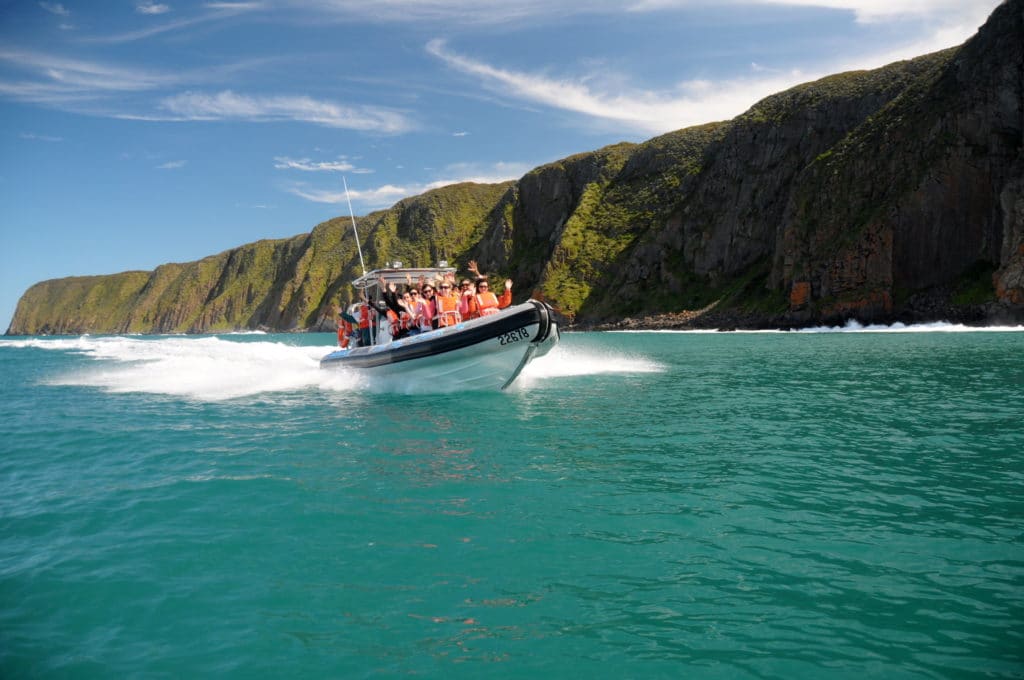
[1, 326, 1022, 679]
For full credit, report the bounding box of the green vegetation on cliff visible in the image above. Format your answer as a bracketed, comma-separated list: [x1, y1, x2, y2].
[9, 183, 511, 335]
[8, 0, 1022, 334]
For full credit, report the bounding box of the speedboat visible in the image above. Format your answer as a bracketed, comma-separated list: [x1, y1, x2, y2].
[319, 266, 559, 391]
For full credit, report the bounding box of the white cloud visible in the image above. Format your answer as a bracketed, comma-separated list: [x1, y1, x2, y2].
[282, 0, 997, 27]
[85, 2, 262, 43]
[274, 156, 358, 172]
[0, 50, 415, 135]
[425, 0, 997, 137]
[287, 183, 410, 205]
[745, 0, 994, 24]
[0, 49, 176, 101]
[160, 90, 413, 133]
[285, 161, 527, 208]
[39, 2, 69, 16]
[204, 1, 265, 9]
[20, 132, 63, 142]
[156, 160, 187, 169]
[136, 2, 172, 14]
[427, 39, 813, 134]
[280, 0, 564, 23]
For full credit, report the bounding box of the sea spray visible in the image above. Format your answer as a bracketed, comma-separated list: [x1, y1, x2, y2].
[5, 333, 663, 400]
[26, 335, 335, 401]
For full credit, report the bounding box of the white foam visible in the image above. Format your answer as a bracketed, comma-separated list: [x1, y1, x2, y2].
[5, 334, 664, 398]
[794, 320, 1024, 333]
[607, 320, 1024, 334]
[4, 335, 363, 401]
[518, 344, 664, 382]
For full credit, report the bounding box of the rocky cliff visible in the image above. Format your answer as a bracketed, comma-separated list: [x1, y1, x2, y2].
[8, 0, 1022, 335]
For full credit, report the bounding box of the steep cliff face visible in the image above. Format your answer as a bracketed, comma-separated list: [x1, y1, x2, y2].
[777, 0, 1022, 322]
[573, 54, 959, 321]
[8, 183, 509, 334]
[574, 0, 1021, 325]
[8, 0, 1022, 335]
[12, 272, 151, 335]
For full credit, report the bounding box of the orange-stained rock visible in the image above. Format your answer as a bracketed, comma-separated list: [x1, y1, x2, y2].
[822, 289, 893, 317]
[789, 281, 812, 309]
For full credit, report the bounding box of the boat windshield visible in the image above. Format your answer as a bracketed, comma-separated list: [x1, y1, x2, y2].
[352, 267, 456, 294]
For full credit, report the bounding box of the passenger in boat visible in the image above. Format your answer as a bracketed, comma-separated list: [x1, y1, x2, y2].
[433, 281, 461, 327]
[404, 288, 426, 335]
[458, 278, 476, 320]
[335, 303, 363, 347]
[466, 278, 513, 319]
[418, 282, 437, 332]
[336, 307, 355, 348]
[357, 295, 374, 346]
[380, 279, 413, 340]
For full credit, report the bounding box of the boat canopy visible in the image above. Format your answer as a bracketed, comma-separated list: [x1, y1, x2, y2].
[352, 266, 457, 291]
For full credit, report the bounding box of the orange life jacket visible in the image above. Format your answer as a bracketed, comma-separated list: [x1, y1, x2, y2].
[475, 291, 500, 316]
[337, 318, 352, 348]
[386, 309, 413, 338]
[435, 294, 461, 327]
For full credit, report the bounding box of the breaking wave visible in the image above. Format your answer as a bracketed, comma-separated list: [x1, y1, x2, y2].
[611, 320, 1024, 334]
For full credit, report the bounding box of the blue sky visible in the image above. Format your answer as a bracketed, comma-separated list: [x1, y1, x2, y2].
[0, 0, 1002, 331]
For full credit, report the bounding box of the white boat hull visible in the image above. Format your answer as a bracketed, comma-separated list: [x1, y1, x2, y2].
[320, 300, 559, 391]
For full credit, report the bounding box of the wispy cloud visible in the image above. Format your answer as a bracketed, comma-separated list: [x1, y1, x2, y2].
[0, 50, 416, 136]
[161, 90, 414, 133]
[278, 0, 996, 28]
[156, 160, 187, 169]
[20, 132, 63, 142]
[0, 49, 178, 104]
[427, 39, 812, 134]
[204, 2, 265, 9]
[84, 2, 262, 43]
[39, 2, 69, 16]
[285, 161, 527, 208]
[425, 0, 994, 137]
[280, 0, 564, 24]
[274, 156, 364, 172]
[286, 183, 411, 206]
[742, 0, 993, 24]
[136, 2, 172, 15]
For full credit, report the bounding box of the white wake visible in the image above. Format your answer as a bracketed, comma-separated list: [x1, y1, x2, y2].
[4, 335, 361, 401]
[3, 334, 663, 400]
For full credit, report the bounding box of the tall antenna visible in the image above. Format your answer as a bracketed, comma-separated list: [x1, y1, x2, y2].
[343, 176, 366, 276]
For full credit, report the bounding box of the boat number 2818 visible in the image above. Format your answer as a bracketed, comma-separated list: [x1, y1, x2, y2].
[498, 327, 531, 345]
